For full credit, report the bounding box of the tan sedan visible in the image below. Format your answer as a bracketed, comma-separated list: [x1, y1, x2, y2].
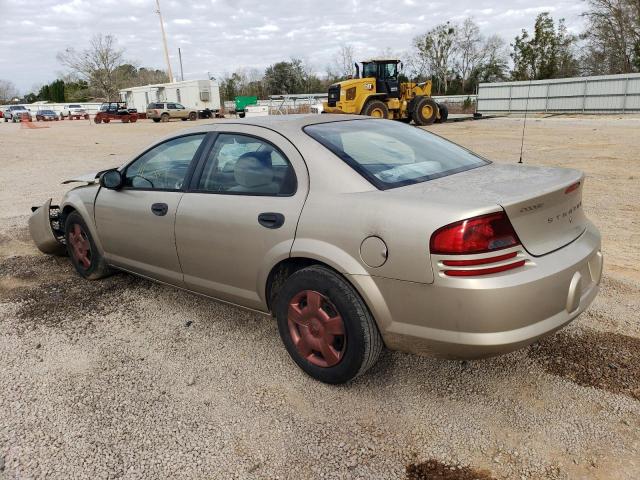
[29, 115, 602, 384]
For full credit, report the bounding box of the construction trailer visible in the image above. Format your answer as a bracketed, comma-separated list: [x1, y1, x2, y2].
[119, 79, 221, 116]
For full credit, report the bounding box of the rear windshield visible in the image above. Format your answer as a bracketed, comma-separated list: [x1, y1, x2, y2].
[304, 119, 489, 189]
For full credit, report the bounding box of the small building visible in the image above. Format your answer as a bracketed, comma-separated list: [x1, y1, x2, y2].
[119, 79, 221, 114]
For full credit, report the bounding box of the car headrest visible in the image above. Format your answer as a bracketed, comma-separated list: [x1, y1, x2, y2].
[234, 152, 273, 188]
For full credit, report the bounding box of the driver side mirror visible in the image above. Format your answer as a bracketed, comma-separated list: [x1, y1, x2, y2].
[100, 169, 123, 190]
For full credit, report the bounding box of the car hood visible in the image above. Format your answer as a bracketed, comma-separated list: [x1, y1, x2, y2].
[62, 171, 101, 185]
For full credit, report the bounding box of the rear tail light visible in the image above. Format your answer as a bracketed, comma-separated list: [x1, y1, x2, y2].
[431, 212, 525, 277]
[430, 211, 520, 255]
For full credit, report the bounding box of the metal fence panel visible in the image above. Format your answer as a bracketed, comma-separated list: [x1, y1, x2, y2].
[477, 73, 640, 113]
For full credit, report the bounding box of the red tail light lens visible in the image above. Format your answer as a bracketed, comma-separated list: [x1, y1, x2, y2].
[430, 212, 520, 255]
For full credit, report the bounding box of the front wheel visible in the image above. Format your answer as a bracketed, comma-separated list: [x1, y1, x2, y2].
[161, 113, 170, 122]
[64, 212, 112, 280]
[361, 99, 389, 119]
[274, 265, 383, 384]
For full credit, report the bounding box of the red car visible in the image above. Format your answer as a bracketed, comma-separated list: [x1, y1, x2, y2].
[94, 102, 138, 124]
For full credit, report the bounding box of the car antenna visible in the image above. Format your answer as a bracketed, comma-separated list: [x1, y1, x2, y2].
[518, 79, 533, 164]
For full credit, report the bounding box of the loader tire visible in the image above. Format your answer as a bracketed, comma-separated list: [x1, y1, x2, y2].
[412, 97, 438, 126]
[435, 103, 449, 123]
[361, 100, 389, 119]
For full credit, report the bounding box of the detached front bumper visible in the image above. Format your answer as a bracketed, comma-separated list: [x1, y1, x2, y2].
[28, 199, 66, 255]
[352, 222, 603, 359]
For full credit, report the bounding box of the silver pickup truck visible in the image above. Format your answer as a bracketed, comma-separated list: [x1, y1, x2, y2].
[3, 105, 33, 122]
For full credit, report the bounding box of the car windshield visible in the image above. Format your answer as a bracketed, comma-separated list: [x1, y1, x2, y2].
[70, 105, 82, 108]
[41, 110, 54, 114]
[304, 119, 489, 190]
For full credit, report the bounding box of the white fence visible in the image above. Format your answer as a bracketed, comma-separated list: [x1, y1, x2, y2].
[477, 73, 640, 114]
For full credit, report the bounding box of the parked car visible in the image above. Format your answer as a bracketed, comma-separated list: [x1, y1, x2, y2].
[35, 109, 59, 121]
[28, 116, 602, 384]
[3, 105, 32, 122]
[146, 102, 198, 122]
[94, 102, 138, 124]
[60, 104, 89, 120]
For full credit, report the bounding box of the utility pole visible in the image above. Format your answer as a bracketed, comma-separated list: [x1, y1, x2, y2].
[155, 0, 174, 82]
[178, 47, 184, 81]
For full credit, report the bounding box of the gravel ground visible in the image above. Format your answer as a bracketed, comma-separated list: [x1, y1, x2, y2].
[0, 116, 639, 479]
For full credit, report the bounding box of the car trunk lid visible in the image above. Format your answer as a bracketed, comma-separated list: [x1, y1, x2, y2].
[392, 163, 587, 256]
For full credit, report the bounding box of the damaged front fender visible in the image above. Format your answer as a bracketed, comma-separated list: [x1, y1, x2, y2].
[28, 199, 67, 255]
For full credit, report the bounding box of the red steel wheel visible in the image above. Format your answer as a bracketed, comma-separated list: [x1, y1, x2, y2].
[287, 290, 346, 368]
[68, 223, 92, 269]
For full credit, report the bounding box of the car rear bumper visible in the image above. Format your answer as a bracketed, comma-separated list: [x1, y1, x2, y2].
[351, 221, 603, 359]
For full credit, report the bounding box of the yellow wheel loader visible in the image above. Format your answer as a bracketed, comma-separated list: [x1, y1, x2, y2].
[322, 59, 448, 125]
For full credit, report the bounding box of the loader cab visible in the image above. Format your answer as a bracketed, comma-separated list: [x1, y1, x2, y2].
[360, 60, 400, 99]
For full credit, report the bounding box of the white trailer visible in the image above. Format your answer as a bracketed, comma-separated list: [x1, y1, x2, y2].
[120, 79, 221, 115]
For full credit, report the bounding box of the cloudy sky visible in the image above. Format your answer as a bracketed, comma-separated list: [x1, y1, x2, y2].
[1, 0, 585, 93]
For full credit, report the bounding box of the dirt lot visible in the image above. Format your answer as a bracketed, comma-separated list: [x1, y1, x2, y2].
[0, 116, 639, 479]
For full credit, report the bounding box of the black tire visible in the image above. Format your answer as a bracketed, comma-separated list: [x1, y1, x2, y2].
[64, 211, 112, 280]
[361, 99, 389, 119]
[161, 113, 170, 123]
[152, 118, 161, 123]
[435, 103, 449, 124]
[412, 96, 438, 126]
[188, 111, 197, 121]
[398, 116, 412, 123]
[181, 117, 188, 121]
[274, 265, 383, 384]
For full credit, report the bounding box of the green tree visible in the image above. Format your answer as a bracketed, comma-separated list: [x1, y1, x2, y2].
[263, 59, 306, 95]
[511, 13, 578, 80]
[413, 22, 457, 94]
[581, 0, 640, 74]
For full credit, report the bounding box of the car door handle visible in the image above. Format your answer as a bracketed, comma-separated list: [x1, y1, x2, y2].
[151, 203, 168, 216]
[258, 212, 285, 229]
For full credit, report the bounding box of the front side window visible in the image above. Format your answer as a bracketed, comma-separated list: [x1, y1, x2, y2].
[197, 134, 296, 195]
[176, 103, 185, 109]
[167, 103, 177, 110]
[362, 63, 376, 78]
[305, 120, 489, 189]
[125, 134, 206, 190]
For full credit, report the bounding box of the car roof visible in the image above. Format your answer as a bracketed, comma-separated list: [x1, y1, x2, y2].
[153, 114, 373, 149]
[196, 114, 368, 134]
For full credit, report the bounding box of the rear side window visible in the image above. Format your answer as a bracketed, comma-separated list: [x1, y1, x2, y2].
[304, 120, 489, 189]
[196, 134, 296, 196]
[148, 103, 164, 109]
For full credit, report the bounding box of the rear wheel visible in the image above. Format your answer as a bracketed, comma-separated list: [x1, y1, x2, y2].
[103, 118, 110, 124]
[64, 212, 112, 280]
[361, 99, 389, 119]
[161, 113, 170, 123]
[435, 103, 449, 124]
[94, 116, 100, 124]
[122, 116, 130, 123]
[152, 118, 161, 123]
[274, 265, 383, 384]
[181, 118, 188, 121]
[189, 111, 197, 121]
[412, 96, 438, 126]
